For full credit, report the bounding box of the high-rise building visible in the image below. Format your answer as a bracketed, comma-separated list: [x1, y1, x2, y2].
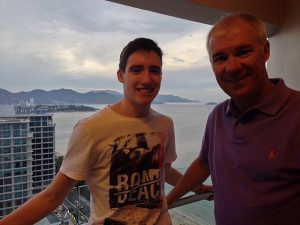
[27, 114, 56, 194]
[0, 117, 33, 218]
[0, 105, 56, 219]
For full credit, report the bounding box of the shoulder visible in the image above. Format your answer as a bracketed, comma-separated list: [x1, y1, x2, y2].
[277, 79, 300, 105]
[69, 107, 113, 139]
[76, 106, 111, 127]
[150, 109, 173, 123]
[285, 89, 300, 115]
[290, 88, 300, 102]
[209, 100, 230, 118]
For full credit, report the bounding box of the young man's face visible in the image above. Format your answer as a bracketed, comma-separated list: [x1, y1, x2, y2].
[208, 19, 270, 106]
[117, 50, 162, 109]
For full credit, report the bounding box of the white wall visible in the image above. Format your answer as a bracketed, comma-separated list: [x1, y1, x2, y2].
[268, 0, 300, 90]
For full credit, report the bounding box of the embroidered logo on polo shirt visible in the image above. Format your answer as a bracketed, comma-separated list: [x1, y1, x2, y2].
[267, 148, 276, 160]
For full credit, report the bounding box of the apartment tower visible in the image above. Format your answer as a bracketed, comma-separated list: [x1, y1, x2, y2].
[0, 105, 55, 219]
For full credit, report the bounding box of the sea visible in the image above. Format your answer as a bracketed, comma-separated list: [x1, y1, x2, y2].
[53, 103, 216, 225]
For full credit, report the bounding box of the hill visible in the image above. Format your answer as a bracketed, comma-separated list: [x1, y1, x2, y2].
[0, 88, 197, 105]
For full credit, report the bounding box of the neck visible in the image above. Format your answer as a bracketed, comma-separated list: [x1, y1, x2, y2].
[234, 79, 274, 114]
[110, 100, 151, 118]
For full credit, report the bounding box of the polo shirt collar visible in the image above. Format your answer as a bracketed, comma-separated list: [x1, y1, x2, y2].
[226, 78, 292, 118]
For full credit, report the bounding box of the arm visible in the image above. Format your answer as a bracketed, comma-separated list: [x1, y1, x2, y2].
[165, 163, 183, 186]
[0, 171, 78, 225]
[166, 157, 210, 206]
[165, 162, 212, 192]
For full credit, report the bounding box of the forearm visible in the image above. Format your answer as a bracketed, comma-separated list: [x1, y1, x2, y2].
[165, 165, 182, 186]
[167, 158, 209, 206]
[0, 172, 77, 225]
[0, 189, 64, 225]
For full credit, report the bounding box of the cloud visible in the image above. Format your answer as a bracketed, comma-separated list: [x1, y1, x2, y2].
[162, 30, 211, 71]
[0, 0, 226, 102]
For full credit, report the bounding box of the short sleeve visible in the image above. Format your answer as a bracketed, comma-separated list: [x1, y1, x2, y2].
[164, 119, 177, 163]
[60, 122, 96, 181]
[199, 112, 212, 167]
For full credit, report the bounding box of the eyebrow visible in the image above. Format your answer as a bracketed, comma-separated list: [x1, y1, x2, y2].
[211, 44, 254, 57]
[211, 52, 225, 59]
[129, 65, 161, 68]
[235, 44, 254, 51]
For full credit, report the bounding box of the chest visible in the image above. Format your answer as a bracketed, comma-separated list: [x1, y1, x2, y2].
[210, 112, 300, 181]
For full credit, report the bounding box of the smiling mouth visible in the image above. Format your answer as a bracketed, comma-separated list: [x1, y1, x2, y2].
[226, 73, 249, 82]
[137, 87, 155, 93]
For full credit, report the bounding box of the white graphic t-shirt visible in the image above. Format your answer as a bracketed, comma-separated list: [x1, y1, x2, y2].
[60, 106, 176, 225]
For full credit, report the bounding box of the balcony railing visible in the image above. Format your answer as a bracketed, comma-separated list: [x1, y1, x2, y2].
[36, 185, 214, 225]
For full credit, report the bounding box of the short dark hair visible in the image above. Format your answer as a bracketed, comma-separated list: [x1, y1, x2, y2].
[119, 37, 163, 72]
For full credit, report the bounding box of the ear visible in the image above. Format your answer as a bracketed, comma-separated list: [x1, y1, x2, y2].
[263, 40, 270, 61]
[117, 69, 124, 83]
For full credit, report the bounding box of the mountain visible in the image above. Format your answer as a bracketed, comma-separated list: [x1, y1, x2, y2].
[206, 102, 218, 105]
[0, 88, 197, 105]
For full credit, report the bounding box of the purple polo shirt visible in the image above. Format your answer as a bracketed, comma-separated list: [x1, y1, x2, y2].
[200, 79, 300, 225]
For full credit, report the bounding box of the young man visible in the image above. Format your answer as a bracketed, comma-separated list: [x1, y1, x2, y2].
[0, 38, 182, 225]
[167, 13, 300, 225]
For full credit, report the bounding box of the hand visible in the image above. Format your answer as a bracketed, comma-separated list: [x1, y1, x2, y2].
[192, 184, 214, 200]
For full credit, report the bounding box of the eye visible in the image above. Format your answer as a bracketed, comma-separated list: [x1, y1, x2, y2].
[236, 46, 254, 58]
[237, 49, 252, 57]
[149, 66, 161, 75]
[212, 54, 227, 64]
[129, 66, 143, 74]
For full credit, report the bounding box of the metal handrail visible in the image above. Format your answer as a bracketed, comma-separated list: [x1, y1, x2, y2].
[53, 186, 214, 225]
[168, 192, 214, 209]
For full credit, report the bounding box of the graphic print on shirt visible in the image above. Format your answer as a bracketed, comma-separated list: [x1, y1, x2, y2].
[106, 132, 165, 225]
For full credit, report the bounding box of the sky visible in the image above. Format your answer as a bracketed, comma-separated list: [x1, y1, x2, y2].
[0, 0, 228, 103]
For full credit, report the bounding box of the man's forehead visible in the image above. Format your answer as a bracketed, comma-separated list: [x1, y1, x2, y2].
[211, 19, 256, 38]
[127, 51, 161, 64]
[208, 22, 258, 51]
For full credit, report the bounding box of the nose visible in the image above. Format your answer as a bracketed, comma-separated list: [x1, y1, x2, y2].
[224, 56, 242, 74]
[140, 70, 152, 83]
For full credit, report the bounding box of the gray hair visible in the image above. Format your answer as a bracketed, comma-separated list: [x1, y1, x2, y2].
[206, 12, 267, 53]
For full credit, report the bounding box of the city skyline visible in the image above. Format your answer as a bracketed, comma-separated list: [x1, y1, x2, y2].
[1, 0, 227, 103]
